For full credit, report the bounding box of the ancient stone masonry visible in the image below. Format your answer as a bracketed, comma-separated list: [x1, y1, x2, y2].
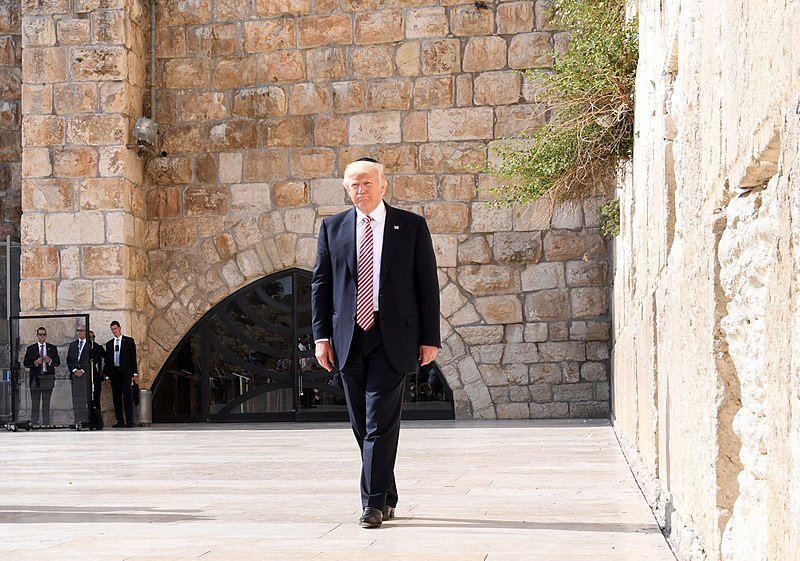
[614, 1, 800, 560]
[0, 0, 21, 239]
[18, 0, 148, 348]
[13, 0, 613, 420]
[142, 0, 612, 419]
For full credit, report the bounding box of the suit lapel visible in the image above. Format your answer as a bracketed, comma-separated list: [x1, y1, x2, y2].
[380, 203, 401, 284]
[341, 207, 357, 279]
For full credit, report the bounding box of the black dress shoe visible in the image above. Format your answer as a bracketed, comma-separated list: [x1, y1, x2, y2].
[112, 423, 125, 428]
[125, 422, 135, 428]
[359, 506, 383, 528]
[382, 505, 395, 520]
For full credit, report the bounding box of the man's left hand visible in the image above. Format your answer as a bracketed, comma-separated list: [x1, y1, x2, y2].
[418, 345, 438, 366]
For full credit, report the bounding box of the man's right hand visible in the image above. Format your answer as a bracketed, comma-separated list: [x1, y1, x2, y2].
[315, 341, 335, 372]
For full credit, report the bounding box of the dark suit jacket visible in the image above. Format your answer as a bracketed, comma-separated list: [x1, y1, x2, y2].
[311, 202, 440, 373]
[105, 335, 137, 377]
[23, 342, 61, 386]
[67, 339, 105, 382]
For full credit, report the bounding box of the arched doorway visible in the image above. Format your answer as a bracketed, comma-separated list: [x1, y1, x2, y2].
[152, 268, 454, 422]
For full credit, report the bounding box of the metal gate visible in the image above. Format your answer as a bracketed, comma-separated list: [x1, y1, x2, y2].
[5, 314, 93, 431]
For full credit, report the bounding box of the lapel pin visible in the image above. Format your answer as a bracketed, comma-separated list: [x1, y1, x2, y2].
[394, 225, 399, 229]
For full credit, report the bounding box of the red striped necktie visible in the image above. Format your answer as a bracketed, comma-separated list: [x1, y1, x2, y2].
[356, 215, 375, 332]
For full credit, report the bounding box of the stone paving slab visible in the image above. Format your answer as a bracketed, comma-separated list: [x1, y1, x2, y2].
[0, 420, 675, 560]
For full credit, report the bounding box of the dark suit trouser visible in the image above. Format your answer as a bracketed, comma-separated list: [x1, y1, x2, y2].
[109, 367, 133, 424]
[341, 316, 405, 510]
[71, 375, 90, 424]
[29, 375, 54, 424]
[30, 387, 53, 424]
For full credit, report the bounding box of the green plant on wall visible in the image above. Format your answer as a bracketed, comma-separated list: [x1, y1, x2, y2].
[489, 0, 637, 235]
[598, 197, 620, 236]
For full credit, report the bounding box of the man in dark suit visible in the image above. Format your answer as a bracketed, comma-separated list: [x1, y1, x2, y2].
[67, 325, 91, 425]
[105, 320, 138, 428]
[312, 158, 440, 528]
[87, 330, 105, 417]
[22, 326, 61, 425]
[67, 324, 105, 427]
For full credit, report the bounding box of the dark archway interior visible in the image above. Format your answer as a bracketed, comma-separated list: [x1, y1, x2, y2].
[152, 268, 454, 422]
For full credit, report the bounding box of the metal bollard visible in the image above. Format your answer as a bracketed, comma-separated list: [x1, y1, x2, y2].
[138, 389, 152, 426]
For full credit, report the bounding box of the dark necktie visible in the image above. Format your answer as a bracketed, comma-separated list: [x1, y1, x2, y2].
[356, 216, 375, 332]
[78, 340, 84, 356]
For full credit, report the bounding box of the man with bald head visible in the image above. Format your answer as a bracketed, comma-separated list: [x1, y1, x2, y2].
[312, 158, 440, 528]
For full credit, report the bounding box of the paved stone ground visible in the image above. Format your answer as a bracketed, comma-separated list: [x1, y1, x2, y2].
[0, 420, 674, 560]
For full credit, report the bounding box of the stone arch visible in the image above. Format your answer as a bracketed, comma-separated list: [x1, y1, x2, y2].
[144, 223, 498, 419]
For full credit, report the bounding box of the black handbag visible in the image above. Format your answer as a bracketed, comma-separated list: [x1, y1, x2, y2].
[131, 381, 140, 405]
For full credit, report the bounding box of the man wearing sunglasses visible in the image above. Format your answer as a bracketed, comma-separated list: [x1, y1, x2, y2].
[104, 321, 138, 428]
[22, 326, 61, 425]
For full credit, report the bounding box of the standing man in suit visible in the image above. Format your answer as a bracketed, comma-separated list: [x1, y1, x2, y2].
[105, 320, 138, 428]
[312, 158, 440, 528]
[87, 330, 105, 422]
[67, 324, 91, 425]
[22, 326, 61, 425]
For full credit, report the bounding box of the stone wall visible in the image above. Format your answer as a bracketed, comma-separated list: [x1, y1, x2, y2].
[0, 0, 21, 240]
[18, 0, 149, 345]
[12, 0, 614, 420]
[614, 0, 800, 559]
[142, 0, 612, 419]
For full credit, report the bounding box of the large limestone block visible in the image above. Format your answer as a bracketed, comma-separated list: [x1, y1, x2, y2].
[493, 231, 542, 262]
[412, 77, 453, 109]
[257, 51, 305, 83]
[289, 83, 329, 115]
[260, 116, 312, 147]
[210, 57, 256, 89]
[22, 114, 64, 146]
[475, 294, 523, 324]
[497, 1, 534, 34]
[306, 47, 346, 80]
[23, 46, 67, 83]
[21, 245, 59, 278]
[56, 279, 92, 309]
[508, 32, 553, 69]
[419, 142, 485, 173]
[351, 45, 394, 78]
[450, 4, 494, 36]
[407, 8, 448, 38]
[543, 230, 606, 260]
[421, 39, 460, 75]
[254, 0, 309, 16]
[82, 245, 124, 277]
[424, 202, 469, 233]
[463, 36, 507, 72]
[231, 86, 286, 118]
[355, 10, 403, 44]
[69, 46, 127, 81]
[66, 114, 127, 145]
[349, 112, 401, 145]
[570, 287, 608, 318]
[521, 261, 565, 291]
[394, 174, 437, 201]
[458, 264, 520, 295]
[524, 288, 569, 321]
[428, 107, 494, 141]
[297, 15, 352, 48]
[366, 78, 412, 111]
[289, 148, 335, 178]
[242, 19, 295, 53]
[22, 178, 71, 211]
[471, 202, 513, 232]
